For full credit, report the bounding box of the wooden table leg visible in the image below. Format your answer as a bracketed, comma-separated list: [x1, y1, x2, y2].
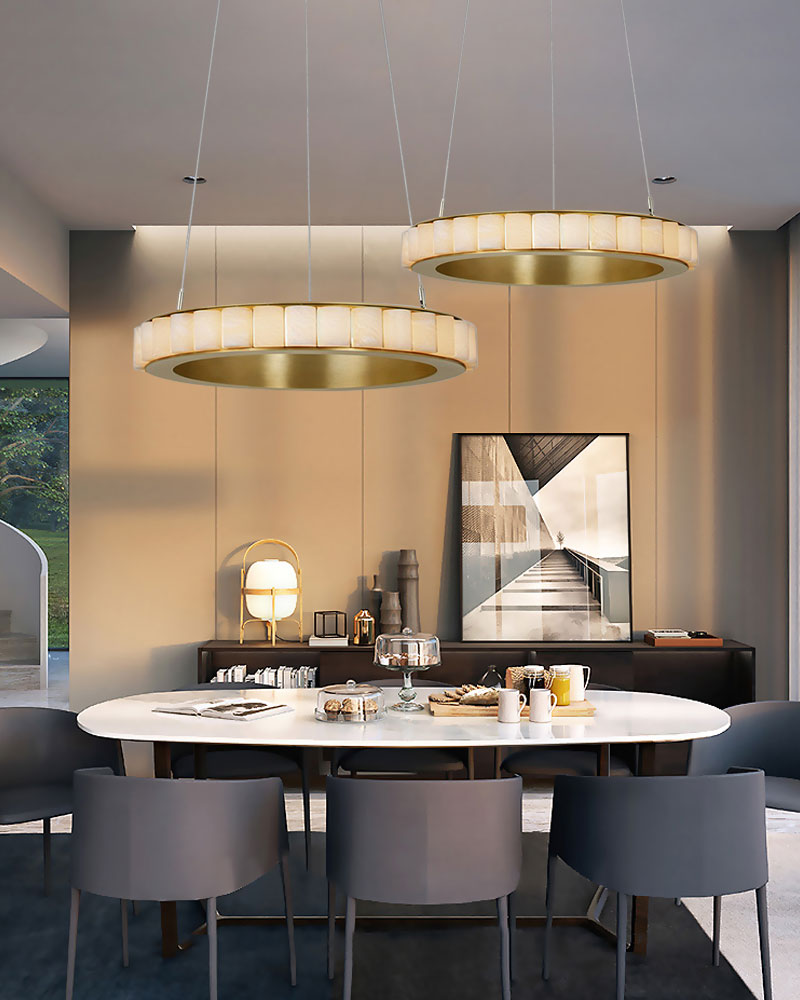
[598, 744, 611, 777]
[153, 741, 180, 959]
[630, 743, 657, 955]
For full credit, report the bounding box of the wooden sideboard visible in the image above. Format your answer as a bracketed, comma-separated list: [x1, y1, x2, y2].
[197, 639, 755, 709]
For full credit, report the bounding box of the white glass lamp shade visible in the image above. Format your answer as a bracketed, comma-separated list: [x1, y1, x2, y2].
[244, 559, 298, 621]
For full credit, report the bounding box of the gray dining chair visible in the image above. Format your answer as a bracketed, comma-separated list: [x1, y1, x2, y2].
[66, 769, 295, 1000]
[542, 771, 772, 1000]
[333, 680, 473, 778]
[0, 707, 119, 894]
[501, 684, 634, 779]
[688, 700, 800, 811]
[326, 775, 522, 1000]
[171, 682, 313, 865]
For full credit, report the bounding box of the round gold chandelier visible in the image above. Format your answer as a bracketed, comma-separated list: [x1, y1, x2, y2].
[133, 0, 477, 392]
[402, 210, 697, 287]
[401, 0, 698, 287]
[133, 303, 476, 390]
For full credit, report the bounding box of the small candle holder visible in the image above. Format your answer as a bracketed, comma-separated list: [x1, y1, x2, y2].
[374, 626, 441, 713]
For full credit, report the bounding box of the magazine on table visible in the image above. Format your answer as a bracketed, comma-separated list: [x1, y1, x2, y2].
[153, 698, 293, 722]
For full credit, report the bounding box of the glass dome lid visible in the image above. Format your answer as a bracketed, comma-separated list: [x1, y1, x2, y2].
[374, 627, 441, 668]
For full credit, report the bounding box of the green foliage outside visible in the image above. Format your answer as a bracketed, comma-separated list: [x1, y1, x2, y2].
[0, 380, 69, 647]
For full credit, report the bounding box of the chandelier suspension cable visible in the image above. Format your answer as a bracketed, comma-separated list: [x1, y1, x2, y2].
[177, 0, 223, 311]
[549, 0, 555, 210]
[304, 0, 312, 300]
[620, 0, 654, 216]
[439, 0, 471, 218]
[377, 0, 426, 308]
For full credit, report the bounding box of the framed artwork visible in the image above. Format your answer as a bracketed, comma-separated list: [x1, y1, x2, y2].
[460, 433, 631, 642]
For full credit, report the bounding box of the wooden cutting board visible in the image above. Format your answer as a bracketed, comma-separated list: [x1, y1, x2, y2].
[428, 699, 596, 719]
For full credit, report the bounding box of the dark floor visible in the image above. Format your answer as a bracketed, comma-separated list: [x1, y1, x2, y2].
[0, 832, 754, 999]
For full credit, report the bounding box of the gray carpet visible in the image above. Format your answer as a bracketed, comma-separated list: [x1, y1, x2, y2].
[1, 832, 755, 999]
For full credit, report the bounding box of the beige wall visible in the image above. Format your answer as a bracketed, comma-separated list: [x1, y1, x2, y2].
[69, 225, 788, 709]
[0, 159, 68, 313]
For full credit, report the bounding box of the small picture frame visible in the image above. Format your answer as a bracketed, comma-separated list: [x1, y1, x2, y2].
[314, 610, 347, 638]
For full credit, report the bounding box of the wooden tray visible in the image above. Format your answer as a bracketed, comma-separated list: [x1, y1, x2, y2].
[428, 699, 596, 719]
[644, 635, 723, 647]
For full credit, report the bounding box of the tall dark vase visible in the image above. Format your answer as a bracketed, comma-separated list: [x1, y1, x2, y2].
[380, 591, 402, 635]
[398, 548, 421, 632]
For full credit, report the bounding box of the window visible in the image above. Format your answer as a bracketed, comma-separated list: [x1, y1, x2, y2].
[0, 378, 68, 647]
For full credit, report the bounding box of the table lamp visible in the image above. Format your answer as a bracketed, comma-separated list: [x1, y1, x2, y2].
[239, 538, 303, 645]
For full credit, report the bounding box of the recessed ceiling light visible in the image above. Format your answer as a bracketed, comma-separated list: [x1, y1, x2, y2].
[182, 175, 207, 184]
[651, 175, 677, 185]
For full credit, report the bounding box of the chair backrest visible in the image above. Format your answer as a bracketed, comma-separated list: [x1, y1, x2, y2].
[550, 771, 767, 898]
[71, 770, 287, 901]
[0, 708, 119, 790]
[326, 776, 522, 905]
[688, 701, 800, 779]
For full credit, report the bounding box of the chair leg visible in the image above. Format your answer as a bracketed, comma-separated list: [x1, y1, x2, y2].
[207, 897, 218, 1000]
[343, 896, 356, 1000]
[65, 887, 80, 1000]
[542, 850, 557, 981]
[301, 750, 312, 870]
[756, 885, 773, 1000]
[327, 882, 336, 981]
[467, 747, 475, 780]
[280, 851, 297, 986]
[120, 899, 129, 968]
[712, 895, 721, 966]
[497, 896, 511, 1000]
[509, 891, 517, 982]
[616, 892, 628, 1000]
[43, 817, 51, 896]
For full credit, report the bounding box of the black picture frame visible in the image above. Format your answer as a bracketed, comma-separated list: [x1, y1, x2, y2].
[458, 432, 633, 643]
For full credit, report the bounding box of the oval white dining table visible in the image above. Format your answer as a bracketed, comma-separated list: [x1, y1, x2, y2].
[78, 687, 730, 960]
[77, 687, 729, 749]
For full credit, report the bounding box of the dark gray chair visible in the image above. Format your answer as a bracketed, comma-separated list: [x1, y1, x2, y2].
[66, 769, 295, 1000]
[543, 771, 772, 1000]
[333, 680, 472, 778]
[326, 775, 522, 1000]
[0, 707, 119, 893]
[170, 682, 313, 865]
[688, 700, 800, 810]
[501, 684, 634, 778]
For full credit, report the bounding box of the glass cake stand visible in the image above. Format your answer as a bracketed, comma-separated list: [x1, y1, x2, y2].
[373, 626, 441, 712]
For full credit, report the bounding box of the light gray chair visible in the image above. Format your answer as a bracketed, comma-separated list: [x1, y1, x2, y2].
[333, 680, 473, 778]
[66, 769, 295, 1000]
[543, 771, 772, 1000]
[0, 707, 119, 893]
[326, 775, 522, 1000]
[688, 700, 800, 810]
[171, 682, 313, 865]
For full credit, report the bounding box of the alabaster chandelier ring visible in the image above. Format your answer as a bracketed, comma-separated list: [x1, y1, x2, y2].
[134, 303, 477, 390]
[133, 0, 477, 392]
[400, 0, 698, 286]
[402, 210, 698, 286]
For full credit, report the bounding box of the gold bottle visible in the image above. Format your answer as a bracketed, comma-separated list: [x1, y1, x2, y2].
[353, 609, 376, 645]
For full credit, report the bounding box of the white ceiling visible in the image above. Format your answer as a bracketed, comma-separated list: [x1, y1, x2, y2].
[0, 0, 798, 231]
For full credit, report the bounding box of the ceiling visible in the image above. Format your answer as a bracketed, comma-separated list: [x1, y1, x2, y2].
[0, 0, 798, 231]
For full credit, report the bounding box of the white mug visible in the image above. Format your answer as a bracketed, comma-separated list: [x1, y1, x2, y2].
[530, 688, 558, 723]
[498, 688, 527, 723]
[569, 665, 591, 702]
